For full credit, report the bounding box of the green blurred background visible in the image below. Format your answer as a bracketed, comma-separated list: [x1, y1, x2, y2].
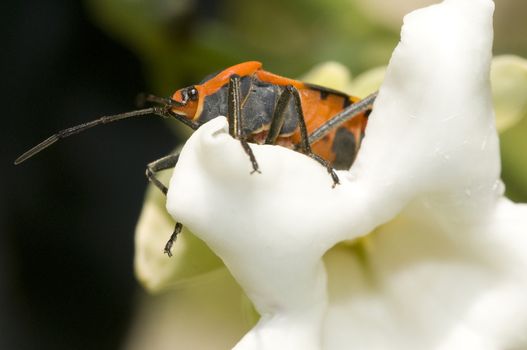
[3, 0, 526, 349]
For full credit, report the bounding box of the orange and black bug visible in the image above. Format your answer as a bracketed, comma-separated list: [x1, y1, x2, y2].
[15, 61, 377, 255]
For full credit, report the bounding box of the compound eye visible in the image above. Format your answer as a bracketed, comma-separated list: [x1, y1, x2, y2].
[188, 87, 199, 101]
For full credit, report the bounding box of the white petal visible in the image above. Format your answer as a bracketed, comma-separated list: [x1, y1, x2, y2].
[354, 0, 499, 207]
[323, 0, 527, 347]
[342, 55, 527, 132]
[166, 117, 379, 350]
[165, 0, 527, 349]
[324, 198, 527, 349]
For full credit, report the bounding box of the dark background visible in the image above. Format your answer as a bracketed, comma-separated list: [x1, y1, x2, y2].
[2, 0, 527, 349]
[2, 2, 395, 348]
[2, 1, 177, 349]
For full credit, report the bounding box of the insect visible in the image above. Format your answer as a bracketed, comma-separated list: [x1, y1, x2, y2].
[15, 61, 377, 256]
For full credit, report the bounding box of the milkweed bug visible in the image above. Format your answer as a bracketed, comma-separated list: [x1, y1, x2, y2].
[15, 61, 377, 256]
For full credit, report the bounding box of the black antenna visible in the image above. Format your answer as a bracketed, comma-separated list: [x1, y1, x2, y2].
[14, 106, 180, 165]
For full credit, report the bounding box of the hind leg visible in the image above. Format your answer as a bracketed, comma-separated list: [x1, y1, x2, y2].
[264, 85, 339, 187]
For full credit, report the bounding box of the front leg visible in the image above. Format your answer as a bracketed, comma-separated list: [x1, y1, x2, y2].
[164, 222, 183, 257]
[144, 153, 184, 257]
[145, 153, 180, 195]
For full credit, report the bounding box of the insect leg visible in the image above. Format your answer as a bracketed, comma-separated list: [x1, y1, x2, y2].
[264, 86, 292, 145]
[287, 85, 340, 187]
[228, 74, 260, 173]
[145, 153, 185, 257]
[164, 222, 183, 257]
[307, 91, 377, 145]
[145, 153, 180, 195]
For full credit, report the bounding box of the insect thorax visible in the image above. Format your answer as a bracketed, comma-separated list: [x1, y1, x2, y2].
[197, 75, 299, 139]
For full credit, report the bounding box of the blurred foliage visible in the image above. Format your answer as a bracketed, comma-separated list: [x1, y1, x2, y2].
[84, 0, 527, 203]
[491, 56, 527, 132]
[501, 114, 527, 202]
[491, 55, 527, 201]
[85, 0, 397, 94]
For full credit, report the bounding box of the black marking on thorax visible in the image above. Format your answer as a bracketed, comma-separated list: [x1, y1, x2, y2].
[199, 74, 299, 138]
[198, 85, 229, 124]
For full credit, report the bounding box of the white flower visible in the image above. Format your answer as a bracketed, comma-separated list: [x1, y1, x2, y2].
[131, 0, 527, 349]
